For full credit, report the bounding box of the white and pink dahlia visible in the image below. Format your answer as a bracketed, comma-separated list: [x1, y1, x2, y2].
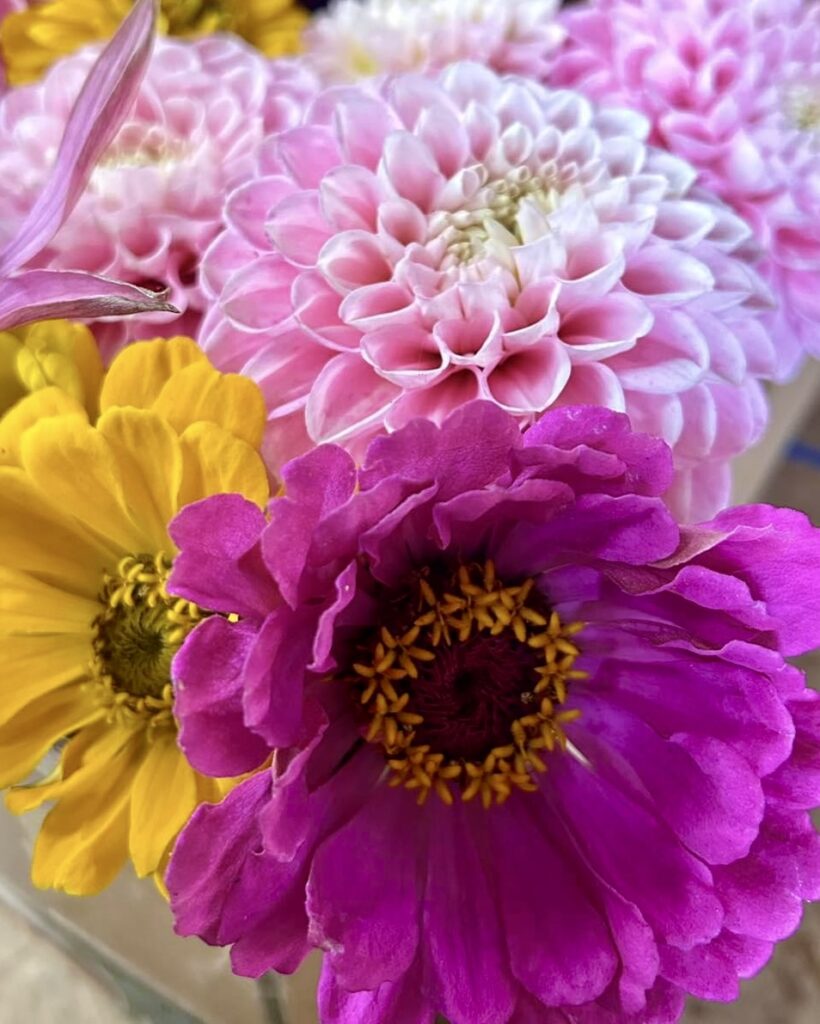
[553, 0, 820, 374]
[201, 62, 776, 522]
[0, 36, 316, 354]
[302, 0, 565, 84]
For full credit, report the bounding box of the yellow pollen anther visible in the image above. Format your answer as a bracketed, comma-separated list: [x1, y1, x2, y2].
[344, 561, 586, 809]
[89, 553, 201, 732]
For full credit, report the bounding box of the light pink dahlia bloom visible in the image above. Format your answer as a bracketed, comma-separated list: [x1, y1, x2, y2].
[0, 37, 317, 354]
[302, 0, 565, 85]
[201, 62, 776, 522]
[553, 0, 820, 375]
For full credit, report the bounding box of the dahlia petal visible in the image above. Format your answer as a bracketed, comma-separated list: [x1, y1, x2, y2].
[623, 247, 714, 303]
[307, 785, 421, 990]
[276, 125, 343, 189]
[381, 131, 446, 212]
[0, 0, 156, 275]
[267, 190, 333, 266]
[493, 800, 618, 1006]
[609, 309, 709, 393]
[225, 177, 299, 252]
[422, 801, 516, 1024]
[221, 255, 299, 330]
[320, 166, 383, 233]
[174, 617, 271, 778]
[484, 345, 571, 412]
[306, 353, 399, 445]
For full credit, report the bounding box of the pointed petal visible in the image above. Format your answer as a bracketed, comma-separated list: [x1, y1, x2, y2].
[0, 270, 176, 332]
[0, 0, 157, 274]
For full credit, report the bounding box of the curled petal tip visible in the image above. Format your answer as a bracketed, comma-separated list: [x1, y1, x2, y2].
[0, 270, 178, 331]
[0, 0, 158, 276]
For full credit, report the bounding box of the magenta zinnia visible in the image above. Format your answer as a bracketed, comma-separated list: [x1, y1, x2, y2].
[198, 61, 774, 522]
[166, 402, 820, 1024]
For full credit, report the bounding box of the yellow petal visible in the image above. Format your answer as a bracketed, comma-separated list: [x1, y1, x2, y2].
[15, 320, 103, 420]
[0, 466, 112, 593]
[0, 685, 101, 789]
[128, 730, 199, 877]
[19, 415, 149, 555]
[153, 362, 267, 449]
[97, 407, 183, 553]
[29, 729, 144, 894]
[0, 386, 89, 467]
[0, 330, 26, 413]
[0, 635, 90, 721]
[0, 564, 98, 634]
[99, 336, 204, 414]
[6, 720, 126, 813]
[178, 420, 270, 510]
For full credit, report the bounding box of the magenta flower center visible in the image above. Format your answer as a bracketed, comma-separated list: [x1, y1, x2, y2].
[347, 561, 586, 808]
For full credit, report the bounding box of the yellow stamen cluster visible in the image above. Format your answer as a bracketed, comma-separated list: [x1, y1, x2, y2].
[350, 561, 586, 808]
[89, 553, 201, 732]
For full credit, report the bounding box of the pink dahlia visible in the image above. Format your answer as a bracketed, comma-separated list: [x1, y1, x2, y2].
[200, 62, 774, 521]
[166, 402, 820, 1024]
[553, 0, 820, 374]
[302, 0, 565, 84]
[0, 36, 316, 354]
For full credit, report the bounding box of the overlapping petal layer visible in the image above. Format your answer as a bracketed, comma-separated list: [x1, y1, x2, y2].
[554, 0, 820, 373]
[167, 402, 820, 1023]
[200, 62, 774, 521]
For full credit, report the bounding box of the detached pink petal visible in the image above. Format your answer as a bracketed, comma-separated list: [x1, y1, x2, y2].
[0, 0, 156, 275]
[0, 269, 175, 331]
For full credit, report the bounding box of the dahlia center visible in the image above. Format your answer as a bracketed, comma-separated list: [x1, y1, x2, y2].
[441, 167, 556, 267]
[785, 82, 820, 133]
[90, 553, 201, 725]
[346, 561, 585, 808]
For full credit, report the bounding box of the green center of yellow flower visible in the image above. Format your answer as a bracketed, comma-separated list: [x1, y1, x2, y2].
[347, 561, 586, 809]
[90, 553, 201, 727]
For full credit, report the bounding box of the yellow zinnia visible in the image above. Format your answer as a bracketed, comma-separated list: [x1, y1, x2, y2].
[0, 331, 271, 895]
[0, 320, 103, 422]
[1, 0, 309, 86]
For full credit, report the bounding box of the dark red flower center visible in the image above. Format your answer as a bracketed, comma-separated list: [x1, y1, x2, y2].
[344, 561, 586, 808]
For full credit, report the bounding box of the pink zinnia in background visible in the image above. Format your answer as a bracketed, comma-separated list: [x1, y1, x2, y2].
[553, 0, 820, 375]
[200, 62, 774, 522]
[0, 36, 316, 356]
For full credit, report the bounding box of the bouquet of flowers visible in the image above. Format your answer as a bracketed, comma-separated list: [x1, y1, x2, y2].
[1, 0, 820, 1021]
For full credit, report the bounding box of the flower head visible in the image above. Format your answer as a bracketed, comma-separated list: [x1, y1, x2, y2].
[302, 0, 565, 84]
[0, 0, 309, 86]
[0, 333, 271, 893]
[0, 36, 317, 356]
[200, 61, 773, 521]
[167, 401, 820, 1023]
[553, 0, 820, 374]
